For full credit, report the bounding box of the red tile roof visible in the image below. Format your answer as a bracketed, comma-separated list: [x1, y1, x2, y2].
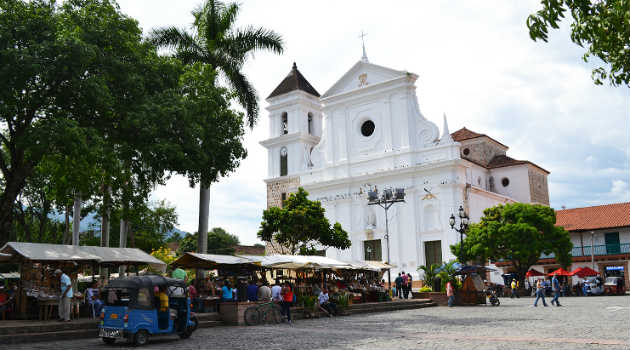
[487, 155, 550, 174]
[451, 127, 484, 142]
[451, 127, 508, 149]
[556, 202, 630, 231]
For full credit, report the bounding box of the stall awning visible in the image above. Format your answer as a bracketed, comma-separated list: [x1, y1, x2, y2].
[0, 242, 166, 271]
[79, 246, 165, 270]
[255, 254, 353, 270]
[0, 242, 102, 262]
[170, 252, 257, 269]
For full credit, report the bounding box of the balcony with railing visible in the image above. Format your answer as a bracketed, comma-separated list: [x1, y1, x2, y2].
[539, 243, 630, 259]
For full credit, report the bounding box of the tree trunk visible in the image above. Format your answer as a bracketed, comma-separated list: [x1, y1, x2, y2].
[119, 218, 127, 276]
[196, 185, 210, 279]
[100, 186, 111, 247]
[72, 193, 81, 246]
[128, 223, 134, 248]
[38, 198, 51, 242]
[63, 205, 71, 244]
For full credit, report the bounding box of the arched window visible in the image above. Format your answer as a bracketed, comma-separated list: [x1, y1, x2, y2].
[280, 147, 288, 176]
[281, 112, 288, 135]
[307, 113, 313, 135]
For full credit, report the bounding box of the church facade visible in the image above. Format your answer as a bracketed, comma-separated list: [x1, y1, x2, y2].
[260, 57, 549, 284]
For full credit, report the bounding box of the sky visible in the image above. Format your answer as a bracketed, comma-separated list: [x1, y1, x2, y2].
[116, 0, 629, 245]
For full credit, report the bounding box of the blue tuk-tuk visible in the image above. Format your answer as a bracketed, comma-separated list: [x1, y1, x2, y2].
[99, 275, 198, 346]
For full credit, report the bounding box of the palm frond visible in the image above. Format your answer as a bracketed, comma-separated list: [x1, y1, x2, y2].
[148, 27, 199, 52]
[218, 2, 240, 35]
[218, 57, 258, 128]
[225, 26, 284, 58]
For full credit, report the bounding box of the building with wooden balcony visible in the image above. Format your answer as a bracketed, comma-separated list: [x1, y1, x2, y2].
[496, 202, 630, 288]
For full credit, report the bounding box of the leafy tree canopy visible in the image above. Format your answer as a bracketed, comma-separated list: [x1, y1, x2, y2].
[258, 187, 351, 255]
[451, 203, 572, 286]
[176, 227, 240, 255]
[527, 0, 630, 86]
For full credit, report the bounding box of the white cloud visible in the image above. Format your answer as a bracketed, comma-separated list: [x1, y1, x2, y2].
[119, 0, 629, 244]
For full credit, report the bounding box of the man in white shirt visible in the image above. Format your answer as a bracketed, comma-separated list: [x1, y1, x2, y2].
[55, 269, 73, 322]
[318, 289, 337, 316]
[271, 280, 282, 302]
[257, 281, 272, 301]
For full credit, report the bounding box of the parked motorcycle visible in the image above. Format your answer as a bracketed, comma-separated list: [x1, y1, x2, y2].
[485, 287, 500, 306]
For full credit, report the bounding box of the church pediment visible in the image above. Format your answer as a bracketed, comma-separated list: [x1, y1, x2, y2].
[321, 61, 410, 99]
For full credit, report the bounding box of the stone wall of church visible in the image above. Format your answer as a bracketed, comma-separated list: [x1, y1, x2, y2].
[460, 139, 506, 166]
[265, 176, 300, 255]
[266, 176, 300, 208]
[528, 168, 549, 205]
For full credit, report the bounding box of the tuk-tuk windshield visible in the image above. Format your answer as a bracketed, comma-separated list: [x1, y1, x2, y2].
[105, 288, 133, 307]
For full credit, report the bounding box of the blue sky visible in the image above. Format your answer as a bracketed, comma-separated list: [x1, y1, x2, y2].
[116, 0, 629, 244]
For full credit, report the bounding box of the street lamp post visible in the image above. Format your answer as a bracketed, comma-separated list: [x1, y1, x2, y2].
[449, 205, 470, 263]
[367, 187, 406, 294]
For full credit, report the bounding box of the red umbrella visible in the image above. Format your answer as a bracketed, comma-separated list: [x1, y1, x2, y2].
[526, 269, 544, 277]
[570, 267, 599, 278]
[547, 268, 572, 276]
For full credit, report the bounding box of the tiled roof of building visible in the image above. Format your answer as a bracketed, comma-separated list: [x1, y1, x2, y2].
[451, 127, 508, 149]
[486, 155, 550, 174]
[267, 62, 320, 99]
[451, 127, 483, 141]
[556, 202, 630, 231]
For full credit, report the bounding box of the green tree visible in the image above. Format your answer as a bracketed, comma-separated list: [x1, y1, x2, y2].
[149, 0, 283, 256]
[258, 187, 351, 255]
[451, 203, 572, 288]
[207, 227, 240, 254]
[0, 0, 186, 244]
[527, 0, 630, 86]
[176, 227, 240, 255]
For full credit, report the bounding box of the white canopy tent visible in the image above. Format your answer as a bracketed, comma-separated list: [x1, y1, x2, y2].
[0, 242, 166, 271]
[170, 252, 257, 269]
[245, 254, 353, 270]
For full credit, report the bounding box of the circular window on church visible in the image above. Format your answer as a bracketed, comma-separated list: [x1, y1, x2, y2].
[463, 148, 470, 156]
[361, 120, 375, 137]
[502, 177, 510, 187]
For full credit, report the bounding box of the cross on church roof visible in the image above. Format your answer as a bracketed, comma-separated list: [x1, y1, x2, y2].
[359, 30, 368, 63]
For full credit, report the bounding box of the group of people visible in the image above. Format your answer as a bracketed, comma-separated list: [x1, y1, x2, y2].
[533, 273, 562, 307]
[394, 272, 413, 299]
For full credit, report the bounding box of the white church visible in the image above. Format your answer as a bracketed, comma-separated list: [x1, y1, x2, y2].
[260, 53, 550, 284]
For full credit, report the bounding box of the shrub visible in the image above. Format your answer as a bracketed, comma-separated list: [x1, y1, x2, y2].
[419, 286, 432, 293]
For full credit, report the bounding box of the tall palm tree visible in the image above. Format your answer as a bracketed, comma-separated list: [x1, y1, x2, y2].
[149, 0, 283, 255]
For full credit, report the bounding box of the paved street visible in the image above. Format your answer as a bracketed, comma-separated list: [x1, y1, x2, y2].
[11, 296, 630, 350]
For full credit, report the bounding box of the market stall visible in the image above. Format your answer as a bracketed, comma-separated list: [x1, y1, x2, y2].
[170, 252, 260, 312]
[0, 242, 166, 320]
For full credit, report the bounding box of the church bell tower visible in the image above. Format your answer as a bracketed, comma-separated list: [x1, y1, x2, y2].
[260, 62, 322, 210]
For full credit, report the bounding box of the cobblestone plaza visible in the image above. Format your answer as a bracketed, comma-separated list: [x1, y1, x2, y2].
[11, 296, 629, 350]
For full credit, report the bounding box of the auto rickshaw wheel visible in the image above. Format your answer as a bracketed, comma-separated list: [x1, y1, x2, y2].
[102, 337, 116, 345]
[133, 330, 149, 346]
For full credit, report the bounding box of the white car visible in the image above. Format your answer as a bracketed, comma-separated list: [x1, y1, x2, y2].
[584, 276, 604, 295]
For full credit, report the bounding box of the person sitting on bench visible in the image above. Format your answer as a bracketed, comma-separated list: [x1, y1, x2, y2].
[318, 288, 337, 316]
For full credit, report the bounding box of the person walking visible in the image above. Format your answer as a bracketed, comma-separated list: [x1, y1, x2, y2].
[510, 279, 519, 298]
[401, 272, 409, 299]
[446, 280, 455, 307]
[534, 279, 548, 307]
[407, 273, 413, 298]
[55, 269, 73, 322]
[551, 273, 562, 306]
[395, 273, 403, 299]
[281, 282, 294, 324]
